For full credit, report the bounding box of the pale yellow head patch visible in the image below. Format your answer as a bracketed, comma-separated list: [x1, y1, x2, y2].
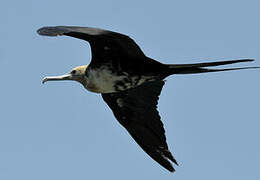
[72, 65, 88, 76]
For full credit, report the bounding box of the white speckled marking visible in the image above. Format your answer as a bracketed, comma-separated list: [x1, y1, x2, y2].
[116, 98, 124, 107]
[85, 67, 126, 93]
[84, 67, 155, 93]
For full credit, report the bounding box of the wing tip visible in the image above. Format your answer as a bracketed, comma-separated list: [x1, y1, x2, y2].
[170, 157, 179, 166]
[167, 159, 180, 173]
[155, 148, 178, 172]
[168, 166, 175, 173]
[37, 26, 69, 36]
[163, 160, 176, 173]
[165, 152, 179, 172]
[37, 26, 113, 37]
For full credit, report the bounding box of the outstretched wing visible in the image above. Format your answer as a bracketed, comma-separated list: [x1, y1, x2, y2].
[102, 80, 178, 172]
[37, 26, 146, 63]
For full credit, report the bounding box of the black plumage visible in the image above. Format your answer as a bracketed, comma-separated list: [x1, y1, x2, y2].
[38, 26, 259, 172]
[102, 80, 178, 172]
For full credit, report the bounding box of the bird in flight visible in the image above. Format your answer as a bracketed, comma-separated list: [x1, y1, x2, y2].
[38, 26, 259, 172]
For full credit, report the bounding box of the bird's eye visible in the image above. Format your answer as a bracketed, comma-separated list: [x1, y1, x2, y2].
[71, 70, 76, 75]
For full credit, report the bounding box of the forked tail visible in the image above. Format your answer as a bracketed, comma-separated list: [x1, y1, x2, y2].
[167, 59, 260, 74]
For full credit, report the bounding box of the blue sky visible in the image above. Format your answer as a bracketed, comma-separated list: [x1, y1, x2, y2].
[1, 0, 260, 179]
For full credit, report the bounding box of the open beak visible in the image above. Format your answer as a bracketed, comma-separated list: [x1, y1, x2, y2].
[42, 74, 72, 84]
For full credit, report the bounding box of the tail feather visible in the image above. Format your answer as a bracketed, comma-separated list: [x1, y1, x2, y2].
[167, 59, 260, 75]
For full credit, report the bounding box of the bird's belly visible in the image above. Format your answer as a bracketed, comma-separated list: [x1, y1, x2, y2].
[85, 67, 150, 93]
[84, 68, 129, 93]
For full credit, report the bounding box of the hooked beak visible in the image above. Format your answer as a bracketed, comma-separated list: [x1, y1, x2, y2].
[42, 74, 72, 84]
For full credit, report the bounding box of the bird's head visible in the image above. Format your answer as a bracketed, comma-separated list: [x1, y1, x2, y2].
[42, 65, 88, 85]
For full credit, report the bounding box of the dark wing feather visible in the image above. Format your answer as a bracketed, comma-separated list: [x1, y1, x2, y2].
[102, 80, 178, 172]
[37, 26, 146, 61]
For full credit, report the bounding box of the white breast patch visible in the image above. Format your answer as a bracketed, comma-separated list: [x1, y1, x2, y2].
[84, 67, 154, 93]
[85, 67, 126, 93]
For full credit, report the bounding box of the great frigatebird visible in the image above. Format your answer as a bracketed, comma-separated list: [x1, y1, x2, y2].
[38, 26, 259, 172]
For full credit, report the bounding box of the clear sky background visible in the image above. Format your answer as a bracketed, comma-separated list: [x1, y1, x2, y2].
[1, 0, 259, 179]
